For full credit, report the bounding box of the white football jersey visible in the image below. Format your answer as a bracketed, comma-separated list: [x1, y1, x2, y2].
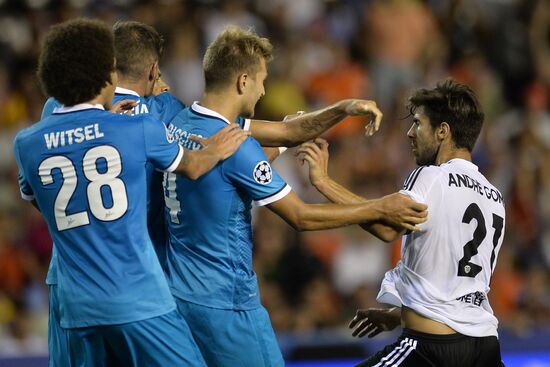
[377, 158, 506, 337]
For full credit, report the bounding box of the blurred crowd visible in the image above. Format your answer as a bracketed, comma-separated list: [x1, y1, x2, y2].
[0, 0, 549, 357]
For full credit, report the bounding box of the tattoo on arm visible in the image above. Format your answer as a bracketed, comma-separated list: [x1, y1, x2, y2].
[300, 117, 324, 133]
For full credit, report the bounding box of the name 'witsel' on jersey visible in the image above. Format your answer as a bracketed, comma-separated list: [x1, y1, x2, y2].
[40, 88, 186, 287]
[377, 159, 506, 337]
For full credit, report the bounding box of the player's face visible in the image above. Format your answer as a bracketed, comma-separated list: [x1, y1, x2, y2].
[152, 75, 170, 96]
[407, 106, 439, 166]
[242, 58, 267, 118]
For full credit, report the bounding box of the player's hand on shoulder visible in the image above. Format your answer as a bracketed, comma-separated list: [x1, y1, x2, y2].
[110, 99, 136, 114]
[378, 193, 428, 232]
[296, 138, 329, 187]
[207, 123, 251, 160]
[349, 308, 401, 338]
[341, 99, 383, 137]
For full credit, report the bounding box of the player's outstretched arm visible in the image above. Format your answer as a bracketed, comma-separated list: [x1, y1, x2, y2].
[266, 189, 426, 232]
[174, 123, 250, 180]
[297, 139, 426, 241]
[349, 307, 401, 338]
[248, 99, 382, 147]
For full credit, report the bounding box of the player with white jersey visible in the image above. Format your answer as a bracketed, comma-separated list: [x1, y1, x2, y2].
[299, 80, 505, 366]
[382, 160, 505, 337]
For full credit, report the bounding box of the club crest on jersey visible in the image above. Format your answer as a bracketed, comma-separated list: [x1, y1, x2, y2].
[164, 125, 175, 143]
[253, 161, 272, 184]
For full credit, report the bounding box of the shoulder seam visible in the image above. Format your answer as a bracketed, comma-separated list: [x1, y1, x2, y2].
[403, 166, 425, 191]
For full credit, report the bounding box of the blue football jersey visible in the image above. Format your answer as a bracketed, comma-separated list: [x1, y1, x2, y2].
[41, 89, 186, 285]
[14, 104, 184, 328]
[164, 102, 291, 310]
[113, 88, 185, 269]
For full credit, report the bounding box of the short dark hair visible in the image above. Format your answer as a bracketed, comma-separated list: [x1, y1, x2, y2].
[113, 21, 164, 81]
[37, 18, 115, 106]
[407, 79, 485, 152]
[203, 26, 273, 92]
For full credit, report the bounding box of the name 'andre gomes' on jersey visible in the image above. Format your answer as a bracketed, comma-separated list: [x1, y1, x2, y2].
[448, 172, 503, 204]
[44, 123, 104, 149]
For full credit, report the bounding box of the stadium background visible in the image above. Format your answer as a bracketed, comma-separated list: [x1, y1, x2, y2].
[0, 0, 548, 365]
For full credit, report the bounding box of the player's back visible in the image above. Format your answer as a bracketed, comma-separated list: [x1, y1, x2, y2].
[41, 90, 186, 280]
[113, 88, 185, 264]
[14, 105, 176, 328]
[397, 159, 506, 336]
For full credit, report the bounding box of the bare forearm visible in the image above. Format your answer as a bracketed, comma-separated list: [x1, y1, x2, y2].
[174, 148, 221, 180]
[314, 178, 367, 204]
[314, 178, 401, 242]
[269, 193, 383, 231]
[284, 101, 348, 146]
[250, 101, 348, 147]
[291, 202, 382, 231]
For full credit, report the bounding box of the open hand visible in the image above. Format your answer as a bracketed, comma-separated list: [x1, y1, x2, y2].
[349, 308, 401, 338]
[342, 99, 383, 137]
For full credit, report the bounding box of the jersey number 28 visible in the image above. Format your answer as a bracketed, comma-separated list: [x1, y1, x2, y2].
[38, 145, 128, 231]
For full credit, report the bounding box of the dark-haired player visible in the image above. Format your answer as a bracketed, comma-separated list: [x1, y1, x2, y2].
[299, 80, 506, 367]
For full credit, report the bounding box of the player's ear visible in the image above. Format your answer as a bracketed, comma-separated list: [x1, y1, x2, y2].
[437, 122, 450, 142]
[237, 73, 248, 95]
[148, 62, 159, 82]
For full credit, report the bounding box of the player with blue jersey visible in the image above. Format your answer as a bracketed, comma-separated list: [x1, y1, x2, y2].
[38, 21, 186, 366]
[40, 21, 192, 366]
[165, 26, 429, 366]
[41, 20, 260, 365]
[41, 20, 404, 365]
[14, 19, 248, 366]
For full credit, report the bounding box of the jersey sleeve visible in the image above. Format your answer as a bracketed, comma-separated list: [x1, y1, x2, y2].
[235, 116, 251, 131]
[41, 97, 62, 119]
[399, 166, 443, 231]
[13, 134, 34, 201]
[223, 137, 291, 206]
[142, 116, 184, 172]
[399, 166, 442, 203]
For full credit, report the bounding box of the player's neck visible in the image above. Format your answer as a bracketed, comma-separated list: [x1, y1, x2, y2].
[201, 92, 240, 123]
[436, 146, 471, 165]
[117, 78, 147, 97]
[84, 83, 115, 109]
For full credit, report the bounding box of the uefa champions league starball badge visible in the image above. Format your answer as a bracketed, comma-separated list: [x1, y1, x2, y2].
[253, 161, 272, 184]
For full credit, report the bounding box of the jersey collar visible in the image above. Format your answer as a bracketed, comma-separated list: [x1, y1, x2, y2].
[191, 101, 231, 125]
[446, 158, 479, 171]
[115, 87, 140, 97]
[53, 103, 105, 114]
